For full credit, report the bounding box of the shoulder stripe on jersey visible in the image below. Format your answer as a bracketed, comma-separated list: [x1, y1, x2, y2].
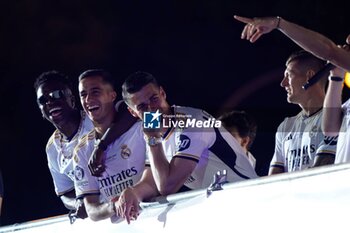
[271, 161, 284, 165]
[54, 130, 61, 139]
[210, 127, 250, 179]
[270, 164, 285, 169]
[74, 130, 94, 153]
[46, 134, 55, 150]
[57, 187, 75, 196]
[174, 152, 199, 160]
[316, 152, 336, 156]
[173, 154, 199, 163]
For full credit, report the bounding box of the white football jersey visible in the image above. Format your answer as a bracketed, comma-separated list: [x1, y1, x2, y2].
[46, 111, 94, 196]
[270, 109, 337, 172]
[145, 105, 258, 190]
[335, 99, 350, 164]
[73, 121, 146, 203]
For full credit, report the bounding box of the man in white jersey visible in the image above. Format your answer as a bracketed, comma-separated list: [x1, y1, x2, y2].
[268, 51, 337, 174]
[233, 15, 350, 164]
[35, 71, 135, 220]
[73, 69, 146, 222]
[115, 71, 257, 223]
[35, 71, 94, 219]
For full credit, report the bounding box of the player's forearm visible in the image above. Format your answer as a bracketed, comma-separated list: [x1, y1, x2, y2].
[132, 169, 159, 201]
[279, 19, 350, 70]
[313, 155, 335, 167]
[148, 145, 176, 195]
[132, 182, 159, 202]
[60, 192, 77, 210]
[278, 18, 337, 62]
[322, 81, 343, 136]
[84, 199, 115, 221]
[268, 166, 284, 175]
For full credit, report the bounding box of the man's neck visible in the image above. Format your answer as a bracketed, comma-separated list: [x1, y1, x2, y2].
[94, 111, 116, 139]
[56, 110, 81, 140]
[300, 91, 325, 116]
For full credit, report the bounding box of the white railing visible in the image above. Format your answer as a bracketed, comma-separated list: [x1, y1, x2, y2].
[1, 162, 350, 233]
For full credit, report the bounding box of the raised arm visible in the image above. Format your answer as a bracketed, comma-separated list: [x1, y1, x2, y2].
[234, 15, 350, 71]
[322, 67, 346, 136]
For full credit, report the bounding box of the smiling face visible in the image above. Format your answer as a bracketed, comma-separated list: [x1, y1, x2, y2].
[78, 75, 116, 124]
[36, 80, 75, 128]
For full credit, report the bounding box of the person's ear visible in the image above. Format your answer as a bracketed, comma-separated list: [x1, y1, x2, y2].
[160, 86, 166, 100]
[306, 70, 315, 81]
[111, 91, 117, 102]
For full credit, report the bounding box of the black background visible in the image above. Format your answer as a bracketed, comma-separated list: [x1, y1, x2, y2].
[0, 0, 349, 225]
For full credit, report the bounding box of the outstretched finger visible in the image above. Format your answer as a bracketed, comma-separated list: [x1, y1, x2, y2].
[234, 15, 253, 24]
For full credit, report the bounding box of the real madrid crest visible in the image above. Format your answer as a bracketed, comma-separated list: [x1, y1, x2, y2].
[120, 144, 131, 159]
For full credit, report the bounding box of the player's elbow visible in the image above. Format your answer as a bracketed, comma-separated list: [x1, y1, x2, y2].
[158, 184, 177, 196]
[321, 42, 345, 66]
[322, 123, 341, 137]
[323, 131, 339, 137]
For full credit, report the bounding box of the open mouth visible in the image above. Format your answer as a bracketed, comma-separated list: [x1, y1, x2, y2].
[87, 105, 100, 112]
[49, 107, 63, 117]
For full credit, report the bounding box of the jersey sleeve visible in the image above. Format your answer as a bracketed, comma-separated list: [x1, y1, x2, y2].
[46, 143, 74, 196]
[269, 122, 286, 171]
[173, 130, 207, 162]
[315, 135, 337, 156]
[73, 142, 100, 199]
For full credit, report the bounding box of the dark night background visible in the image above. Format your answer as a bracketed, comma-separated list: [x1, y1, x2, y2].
[0, 0, 349, 226]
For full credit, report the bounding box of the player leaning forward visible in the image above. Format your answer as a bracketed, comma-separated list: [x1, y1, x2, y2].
[115, 71, 258, 223]
[73, 69, 146, 222]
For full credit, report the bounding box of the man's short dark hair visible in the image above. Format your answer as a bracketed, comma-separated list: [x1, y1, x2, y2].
[218, 110, 257, 149]
[122, 71, 159, 100]
[286, 50, 327, 87]
[34, 70, 72, 91]
[78, 69, 115, 90]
